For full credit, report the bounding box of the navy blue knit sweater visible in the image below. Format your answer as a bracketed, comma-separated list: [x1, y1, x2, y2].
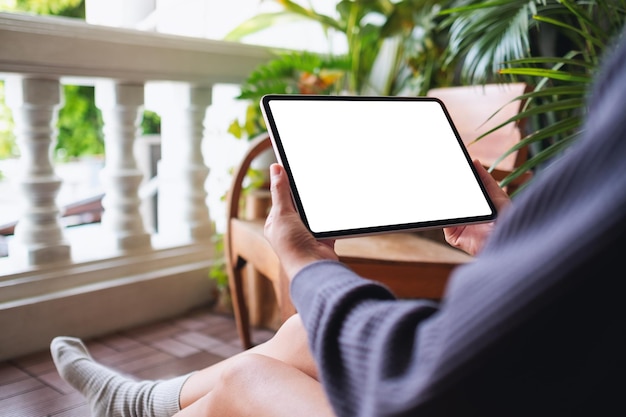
[291, 30, 626, 417]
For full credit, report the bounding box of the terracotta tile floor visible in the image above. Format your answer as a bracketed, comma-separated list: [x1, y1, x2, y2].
[0, 306, 276, 417]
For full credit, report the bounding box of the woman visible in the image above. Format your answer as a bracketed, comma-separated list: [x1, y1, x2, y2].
[52, 29, 626, 417]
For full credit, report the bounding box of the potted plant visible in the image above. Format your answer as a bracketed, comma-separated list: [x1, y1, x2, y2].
[226, 50, 349, 142]
[219, 0, 458, 230]
[440, 0, 626, 189]
[224, 0, 457, 171]
[224, 0, 455, 103]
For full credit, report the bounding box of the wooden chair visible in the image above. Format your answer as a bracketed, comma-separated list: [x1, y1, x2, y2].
[224, 83, 531, 348]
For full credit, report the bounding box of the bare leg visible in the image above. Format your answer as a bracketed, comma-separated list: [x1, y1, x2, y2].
[179, 313, 316, 408]
[175, 354, 334, 417]
[51, 314, 320, 417]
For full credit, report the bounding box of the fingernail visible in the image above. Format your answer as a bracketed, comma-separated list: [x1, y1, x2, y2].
[270, 163, 280, 178]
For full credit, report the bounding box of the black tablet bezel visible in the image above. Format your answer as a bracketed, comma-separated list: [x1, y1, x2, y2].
[260, 94, 497, 239]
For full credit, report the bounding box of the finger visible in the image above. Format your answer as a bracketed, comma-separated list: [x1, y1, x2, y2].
[472, 160, 510, 210]
[473, 160, 498, 189]
[319, 238, 336, 251]
[269, 163, 296, 213]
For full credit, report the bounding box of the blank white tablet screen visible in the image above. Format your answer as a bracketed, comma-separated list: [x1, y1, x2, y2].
[263, 96, 494, 236]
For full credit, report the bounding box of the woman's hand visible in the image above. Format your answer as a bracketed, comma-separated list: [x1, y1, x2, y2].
[264, 163, 338, 280]
[443, 160, 512, 256]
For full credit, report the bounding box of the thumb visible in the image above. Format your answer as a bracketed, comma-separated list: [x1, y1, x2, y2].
[269, 163, 295, 213]
[472, 160, 510, 211]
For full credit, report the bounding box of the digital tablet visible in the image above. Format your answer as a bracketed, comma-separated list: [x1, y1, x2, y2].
[260, 94, 497, 239]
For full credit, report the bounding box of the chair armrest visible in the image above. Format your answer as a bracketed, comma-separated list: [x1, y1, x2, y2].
[225, 133, 273, 222]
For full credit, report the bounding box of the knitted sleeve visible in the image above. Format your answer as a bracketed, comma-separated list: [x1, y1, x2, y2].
[290, 30, 626, 417]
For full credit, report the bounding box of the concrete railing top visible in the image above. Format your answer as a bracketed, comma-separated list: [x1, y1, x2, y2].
[0, 11, 275, 85]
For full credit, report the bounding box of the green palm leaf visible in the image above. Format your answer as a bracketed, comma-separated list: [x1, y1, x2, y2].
[441, 0, 537, 83]
[442, 0, 626, 191]
[499, 67, 591, 83]
[223, 13, 307, 41]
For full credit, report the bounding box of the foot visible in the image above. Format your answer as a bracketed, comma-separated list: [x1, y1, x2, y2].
[50, 336, 186, 417]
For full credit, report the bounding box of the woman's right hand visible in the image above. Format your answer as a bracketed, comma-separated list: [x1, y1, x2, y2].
[264, 163, 338, 281]
[443, 160, 511, 256]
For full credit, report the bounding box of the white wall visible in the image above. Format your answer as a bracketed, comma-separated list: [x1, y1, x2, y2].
[85, 0, 156, 27]
[154, 0, 342, 52]
[85, 0, 342, 52]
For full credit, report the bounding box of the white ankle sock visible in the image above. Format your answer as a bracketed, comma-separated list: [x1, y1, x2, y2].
[51, 336, 192, 417]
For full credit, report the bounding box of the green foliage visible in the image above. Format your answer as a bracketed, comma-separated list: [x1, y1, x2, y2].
[237, 51, 350, 98]
[226, 0, 455, 97]
[2, 0, 103, 162]
[0, 0, 85, 17]
[56, 85, 104, 160]
[226, 0, 626, 193]
[228, 51, 350, 140]
[141, 110, 161, 135]
[0, 0, 87, 175]
[208, 232, 229, 290]
[0, 81, 17, 161]
[56, 88, 160, 159]
[441, 0, 626, 190]
[226, 0, 457, 141]
[1, 1, 161, 161]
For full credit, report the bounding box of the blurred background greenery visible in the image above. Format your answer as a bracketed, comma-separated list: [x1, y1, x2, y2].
[0, 0, 160, 165]
[225, 0, 626, 188]
[2, 0, 625, 188]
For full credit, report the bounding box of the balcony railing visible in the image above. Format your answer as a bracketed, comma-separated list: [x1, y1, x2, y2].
[0, 12, 273, 360]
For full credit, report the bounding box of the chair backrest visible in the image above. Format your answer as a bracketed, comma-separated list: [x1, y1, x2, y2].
[426, 83, 529, 174]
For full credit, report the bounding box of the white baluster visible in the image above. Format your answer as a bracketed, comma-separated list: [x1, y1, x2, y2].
[4, 76, 71, 265]
[153, 83, 213, 242]
[96, 81, 151, 251]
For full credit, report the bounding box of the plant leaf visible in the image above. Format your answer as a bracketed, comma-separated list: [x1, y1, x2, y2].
[223, 12, 306, 41]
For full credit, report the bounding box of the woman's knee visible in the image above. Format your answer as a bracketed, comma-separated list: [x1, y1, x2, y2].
[205, 353, 332, 417]
[193, 354, 273, 415]
[219, 353, 272, 389]
[274, 313, 305, 338]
